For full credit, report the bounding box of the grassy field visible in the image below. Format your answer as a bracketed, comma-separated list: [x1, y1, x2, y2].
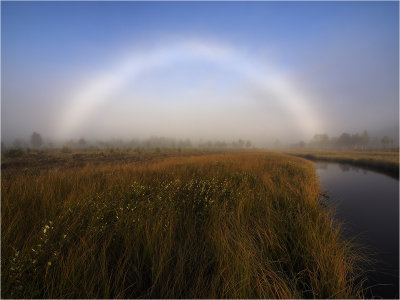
[287, 150, 399, 179]
[2, 150, 365, 298]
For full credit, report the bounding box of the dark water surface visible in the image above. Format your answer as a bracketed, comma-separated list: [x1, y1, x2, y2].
[315, 162, 399, 299]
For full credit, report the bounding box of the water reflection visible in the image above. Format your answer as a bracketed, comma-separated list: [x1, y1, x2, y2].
[316, 162, 329, 170]
[316, 162, 370, 175]
[315, 162, 399, 299]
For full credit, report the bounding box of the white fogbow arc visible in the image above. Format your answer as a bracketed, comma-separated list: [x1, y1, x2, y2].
[56, 39, 320, 138]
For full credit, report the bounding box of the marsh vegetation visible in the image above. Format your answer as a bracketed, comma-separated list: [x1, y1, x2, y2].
[2, 150, 365, 298]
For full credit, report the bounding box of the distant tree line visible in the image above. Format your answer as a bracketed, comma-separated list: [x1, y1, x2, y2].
[2, 132, 253, 156]
[3, 130, 397, 156]
[293, 130, 398, 150]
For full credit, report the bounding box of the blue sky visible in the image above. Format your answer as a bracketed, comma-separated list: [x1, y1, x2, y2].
[2, 1, 399, 144]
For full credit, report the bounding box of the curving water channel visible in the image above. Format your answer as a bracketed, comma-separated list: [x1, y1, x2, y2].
[314, 162, 399, 299]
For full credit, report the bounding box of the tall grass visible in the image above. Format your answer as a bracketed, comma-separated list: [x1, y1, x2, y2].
[2, 151, 364, 298]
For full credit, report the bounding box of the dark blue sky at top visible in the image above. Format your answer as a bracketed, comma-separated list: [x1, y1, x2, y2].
[3, 1, 398, 69]
[1, 1, 399, 141]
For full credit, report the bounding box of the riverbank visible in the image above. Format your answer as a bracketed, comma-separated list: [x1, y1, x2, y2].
[286, 150, 399, 179]
[2, 151, 364, 298]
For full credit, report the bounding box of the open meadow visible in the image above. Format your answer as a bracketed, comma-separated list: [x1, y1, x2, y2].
[1, 150, 365, 298]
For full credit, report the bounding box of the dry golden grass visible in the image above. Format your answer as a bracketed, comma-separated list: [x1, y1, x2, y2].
[2, 151, 365, 298]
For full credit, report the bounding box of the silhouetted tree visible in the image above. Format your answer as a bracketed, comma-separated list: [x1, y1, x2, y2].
[274, 139, 280, 149]
[337, 133, 351, 148]
[13, 139, 22, 149]
[381, 136, 393, 149]
[78, 138, 87, 148]
[178, 139, 192, 149]
[215, 141, 228, 149]
[371, 136, 380, 148]
[312, 134, 329, 148]
[351, 133, 362, 149]
[66, 139, 76, 149]
[361, 130, 370, 150]
[30, 132, 42, 149]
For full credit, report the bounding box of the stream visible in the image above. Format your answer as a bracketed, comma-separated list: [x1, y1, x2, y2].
[315, 162, 399, 299]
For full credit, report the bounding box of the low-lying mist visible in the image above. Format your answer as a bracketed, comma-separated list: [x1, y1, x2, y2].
[2, 127, 399, 155]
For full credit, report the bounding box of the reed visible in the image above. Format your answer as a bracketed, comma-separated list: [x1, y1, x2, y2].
[2, 151, 365, 298]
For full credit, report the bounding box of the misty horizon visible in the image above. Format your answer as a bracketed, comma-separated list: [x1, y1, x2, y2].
[2, 2, 399, 146]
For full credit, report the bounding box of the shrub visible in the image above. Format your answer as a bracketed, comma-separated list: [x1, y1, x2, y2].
[4, 148, 24, 158]
[60, 146, 72, 153]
